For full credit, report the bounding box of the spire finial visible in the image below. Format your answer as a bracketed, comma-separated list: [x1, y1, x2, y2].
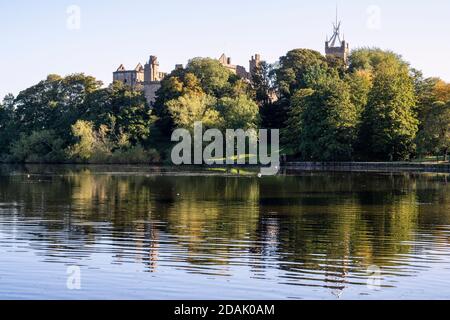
[336, 4, 338, 26]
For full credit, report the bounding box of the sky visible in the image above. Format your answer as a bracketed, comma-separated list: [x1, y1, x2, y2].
[1, 0, 450, 99]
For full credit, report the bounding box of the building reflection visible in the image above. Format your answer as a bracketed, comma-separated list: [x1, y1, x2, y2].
[0, 165, 449, 296]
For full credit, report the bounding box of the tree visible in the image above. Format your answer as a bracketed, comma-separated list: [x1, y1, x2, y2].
[349, 48, 408, 73]
[166, 93, 220, 131]
[0, 94, 16, 157]
[359, 61, 418, 161]
[345, 70, 372, 114]
[411, 71, 439, 122]
[155, 58, 256, 135]
[433, 79, 450, 103]
[217, 95, 260, 130]
[416, 101, 450, 160]
[8, 130, 65, 163]
[251, 61, 275, 107]
[97, 81, 152, 146]
[67, 120, 116, 162]
[67, 120, 98, 161]
[271, 49, 331, 133]
[186, 58, 234, 96]
[414, 76, 450, 159]
[153, 60, 234, 137]
[13, 74, 102, 141]
[275, 49, 328, 98]
[285, 76, 359, 161]
[282, 88, 314, 152]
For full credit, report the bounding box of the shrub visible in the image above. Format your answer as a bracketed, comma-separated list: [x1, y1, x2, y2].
[8, 130, 66, 163]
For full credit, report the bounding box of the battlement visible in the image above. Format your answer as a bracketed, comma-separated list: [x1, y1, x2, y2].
[324, 10, 350, 63]
[218, 53, 263, 81]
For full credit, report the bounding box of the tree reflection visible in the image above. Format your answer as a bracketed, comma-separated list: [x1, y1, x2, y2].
[0, 165, 449, 294]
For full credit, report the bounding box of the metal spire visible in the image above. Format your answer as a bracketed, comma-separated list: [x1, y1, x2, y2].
[329, 4, 342, 47]
[336, 4, 338, 26]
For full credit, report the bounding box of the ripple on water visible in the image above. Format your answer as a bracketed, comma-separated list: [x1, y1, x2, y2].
[1, 168, 450, 299]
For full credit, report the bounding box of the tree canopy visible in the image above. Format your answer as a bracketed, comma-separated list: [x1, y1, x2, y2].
[1, 48, 449, 163]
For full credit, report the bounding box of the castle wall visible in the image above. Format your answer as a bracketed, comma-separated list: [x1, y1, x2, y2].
[113, 70, 144, 87]
[143, 82, 162, 105]
[113, 53, 266, 106]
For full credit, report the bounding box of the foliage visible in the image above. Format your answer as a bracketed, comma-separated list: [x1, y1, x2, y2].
[68, 120, 160, 164]
[185, 58, 235, 96]
[166, 93, 220, 130]
[284, 76, 359, 161]
[155, 58, 257, 134]
[0, 94, 16, 156]
[359, 60, 418, 160]
[13, 74, 102, 142]
[416, 101, 450, 158]
[84, 81, 153, 147]
[216, 95, 260, 130]
[8, 130, 65, 163]
[349, 48, 408, 72]
[275, 49, 328, 98]
[251, 61, 275, 107]
[1, 48, 449, 163]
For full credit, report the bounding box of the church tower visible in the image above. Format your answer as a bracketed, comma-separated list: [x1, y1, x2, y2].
[325, 9, 349, 63]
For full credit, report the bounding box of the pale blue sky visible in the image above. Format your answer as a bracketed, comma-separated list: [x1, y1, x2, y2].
[1, 0, 449, 99]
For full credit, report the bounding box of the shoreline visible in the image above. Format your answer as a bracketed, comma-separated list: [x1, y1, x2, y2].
[1, 161, 450, 174]
[284, 161, 450, 173]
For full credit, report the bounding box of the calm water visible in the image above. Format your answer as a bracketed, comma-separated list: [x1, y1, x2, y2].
[0, 165, 449, 300]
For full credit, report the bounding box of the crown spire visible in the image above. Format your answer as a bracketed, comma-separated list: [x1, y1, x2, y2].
[325, 5, 350, 63]
[328, 5, 343, 48]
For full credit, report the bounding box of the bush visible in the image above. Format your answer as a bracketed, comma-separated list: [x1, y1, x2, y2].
[109, 145, 161, 164]
[8, 130, 66, 163]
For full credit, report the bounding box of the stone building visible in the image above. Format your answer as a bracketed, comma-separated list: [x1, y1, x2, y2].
[113, 55, 166, 105]
[325, 18, 349, 63]
[113, 53, 264, 105]
[249, 54, 262, 80]
[218, 53, 263, 81]
[113, 63, 144, 87]
[143, 55, 166, 104]
[218, 53, 250, 79]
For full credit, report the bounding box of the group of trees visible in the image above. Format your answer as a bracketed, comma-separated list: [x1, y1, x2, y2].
[0, 74, 159, 163]
[261, 48, 449, 161]
[153, 57, 259, 135]
[1, 48, 449, 163]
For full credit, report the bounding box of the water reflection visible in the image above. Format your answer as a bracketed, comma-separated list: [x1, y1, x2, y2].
[0, 165, 449, 299]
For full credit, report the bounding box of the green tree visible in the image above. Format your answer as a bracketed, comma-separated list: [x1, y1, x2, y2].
[0, 94, 16, 157]
[349, 48, 408, 73]
[416, 101, 450, 160]
[282, 88, 314, 152]
[9, 130, 65, 163]
[1, 74, 103, 161]
[166, 93, 220, 131]
[67, 120, 116, 162]
[155, 58, 256, 135]
[272, 49, 330, 132]
[251, 61, 275, 107]
[67, 120, 98, 161]
[359, 61, 418, 160]
[275, 49, 328, 98]
[345, 70, 372, 114]
[85, 81, 153, 147]
[186, 58, 234, 96]
[153, 64, 217, 136]
[217, 95, 260, 130]
[285, 76, 359, 161]
[14, 74, 102, 141]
